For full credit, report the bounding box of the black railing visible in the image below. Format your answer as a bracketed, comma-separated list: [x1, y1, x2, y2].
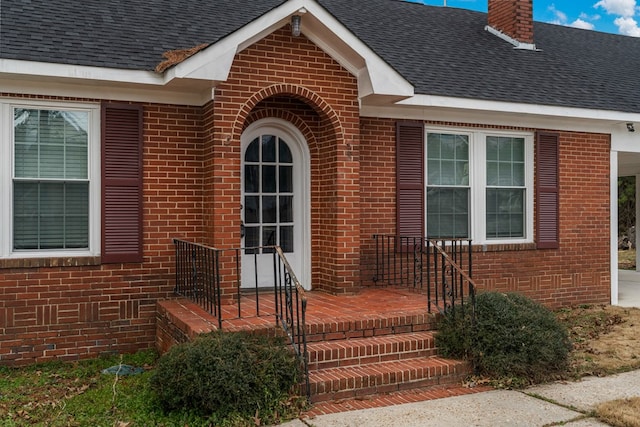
[372, 235, 476, 320]
[172, 239, 309, 398]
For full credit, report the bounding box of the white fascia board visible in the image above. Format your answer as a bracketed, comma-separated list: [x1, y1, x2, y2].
[0, 74, 213, 106]
[367, 94, 640, 132]
[0, 59, 165, 85]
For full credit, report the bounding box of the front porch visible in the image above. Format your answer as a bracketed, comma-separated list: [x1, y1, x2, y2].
[157, 238, 480, 409]
[156, 287, 484, 412]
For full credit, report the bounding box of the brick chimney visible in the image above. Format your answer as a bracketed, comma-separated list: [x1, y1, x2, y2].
[487, 0, 536, 49]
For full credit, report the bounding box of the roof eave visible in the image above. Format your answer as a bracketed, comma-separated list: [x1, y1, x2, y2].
[166, 0, 414, 100]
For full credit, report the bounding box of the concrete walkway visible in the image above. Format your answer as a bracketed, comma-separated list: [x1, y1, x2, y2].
[279, 370, 640, 426]
[618, 269, 640, 307]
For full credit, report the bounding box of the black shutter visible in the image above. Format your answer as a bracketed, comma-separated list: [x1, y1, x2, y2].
[101, 103, 143, 263]
[396, 122, 424, 238]
[536, 131, 559, 249]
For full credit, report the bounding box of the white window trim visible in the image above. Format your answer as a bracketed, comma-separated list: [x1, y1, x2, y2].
[0, 99, 101, 259]
[425, 127, 534, 246]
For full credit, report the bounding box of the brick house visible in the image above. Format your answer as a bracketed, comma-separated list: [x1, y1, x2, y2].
[0, 0, 636, 365]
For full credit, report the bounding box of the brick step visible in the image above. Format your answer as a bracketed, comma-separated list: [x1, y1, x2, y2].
[305, 311, 439, 342]
[307, 331, 437, 371]
[308, 356, 471, 403]
[306, 384, 493, 416]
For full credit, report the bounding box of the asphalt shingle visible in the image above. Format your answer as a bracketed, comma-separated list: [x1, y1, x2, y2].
[2, 0, 639, 114]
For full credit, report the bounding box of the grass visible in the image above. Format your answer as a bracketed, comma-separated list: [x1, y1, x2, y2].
[0, 350, 269, 427]
[2, 303, 640, 425]
[619, 249, 637, 270]
[596, 397, 640, 427]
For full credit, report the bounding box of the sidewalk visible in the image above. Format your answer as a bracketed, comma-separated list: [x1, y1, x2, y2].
[279, 370, 640, 426]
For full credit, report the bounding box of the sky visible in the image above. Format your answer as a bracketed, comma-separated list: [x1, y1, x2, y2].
[410, 0, 640, 36]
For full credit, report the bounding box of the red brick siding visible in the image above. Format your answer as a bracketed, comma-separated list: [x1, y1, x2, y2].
[488, 0, 534, 44]
[0, 101, 205, 365]
[359, 119, 611, 308]
[206, 28, 361, 294]
[474, 130, 611, 307]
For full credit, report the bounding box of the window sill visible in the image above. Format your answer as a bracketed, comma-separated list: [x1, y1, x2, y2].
[473, 242, 537, 252]
[0, 256, 101, 269]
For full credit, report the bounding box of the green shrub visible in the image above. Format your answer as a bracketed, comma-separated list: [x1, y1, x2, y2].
[436, 292, 572, 385]
[149, 331, 301, 421]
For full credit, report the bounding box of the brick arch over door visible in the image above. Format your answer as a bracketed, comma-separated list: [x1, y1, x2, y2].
[244, 108, 319, 158]
[233, 85, 355, 293]
[232, 84, 344, 148]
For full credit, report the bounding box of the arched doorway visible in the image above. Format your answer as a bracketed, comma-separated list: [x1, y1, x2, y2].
[240, 118, 311, 290]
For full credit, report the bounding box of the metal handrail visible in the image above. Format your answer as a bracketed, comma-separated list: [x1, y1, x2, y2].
[372, 235, 477, 322]
[172, 238, 309, 398]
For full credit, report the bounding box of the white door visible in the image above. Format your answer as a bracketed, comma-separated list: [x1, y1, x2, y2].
[241, 120, 309, 289]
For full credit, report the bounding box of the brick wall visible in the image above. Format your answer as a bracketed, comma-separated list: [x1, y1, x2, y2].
[204, 27, 361, 294]
[0, 101, 206, 365]
[359, 119, 611, 308]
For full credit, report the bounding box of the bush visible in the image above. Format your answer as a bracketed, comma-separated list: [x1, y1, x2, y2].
[150, 331, 301, 421]
[436, 292, 571, 385]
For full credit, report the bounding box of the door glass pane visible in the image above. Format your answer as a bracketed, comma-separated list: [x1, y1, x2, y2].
[279, 166, 293, 193]
[279, 140, 292, 163]
[280, 196, 293, 223]
[262, 196, 277, 223]
[245, 138, 259, 162]
[244, 226, 259, 254]
[262, 226, 277, 252]
[262, 135, 276, 162]
[244, 165, 259, 193]
[280, 226, 294, 253]
[262, 166, 276, 193]
[244, 196, 259, 224]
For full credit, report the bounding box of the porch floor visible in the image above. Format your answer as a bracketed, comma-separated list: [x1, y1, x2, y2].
[219, 287, 433, 332]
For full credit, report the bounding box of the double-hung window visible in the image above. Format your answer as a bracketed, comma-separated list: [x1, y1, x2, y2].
[1, 101, 100, 258]
[485, 136, 526, 239]
[425, 128, 533, 244]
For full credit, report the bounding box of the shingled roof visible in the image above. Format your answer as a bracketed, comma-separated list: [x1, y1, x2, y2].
[1, 0, 639, 114]
[319, 0, 640, 114]
[0, 0, 286, 70]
